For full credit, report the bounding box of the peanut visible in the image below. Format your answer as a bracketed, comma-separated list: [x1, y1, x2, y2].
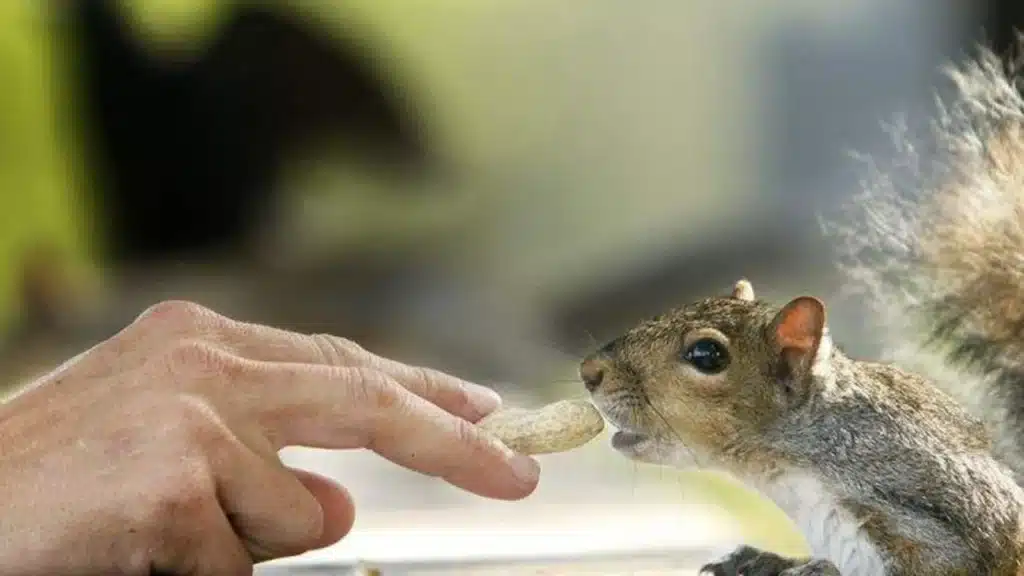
[476, 398, 605, 455]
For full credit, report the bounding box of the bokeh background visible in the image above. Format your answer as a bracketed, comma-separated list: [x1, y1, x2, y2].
[0, 1, 1019, 573]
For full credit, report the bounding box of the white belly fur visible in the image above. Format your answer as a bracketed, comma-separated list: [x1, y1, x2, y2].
[755, 471, 888, 576]
[622, 441, 889, 574]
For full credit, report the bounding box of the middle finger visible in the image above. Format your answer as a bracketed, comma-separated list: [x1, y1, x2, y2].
[204, 320, 502, 422]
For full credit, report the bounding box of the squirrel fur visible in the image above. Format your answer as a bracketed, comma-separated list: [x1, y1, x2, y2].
[829, 43, 1024, 489]
[581, 45, 1024, 576]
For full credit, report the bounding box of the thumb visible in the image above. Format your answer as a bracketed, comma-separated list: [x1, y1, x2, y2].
[288, 468, 356, 550]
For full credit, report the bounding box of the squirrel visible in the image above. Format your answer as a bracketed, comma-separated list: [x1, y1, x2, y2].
[582, 279, 1024, 575]
[579, 43, 1024, 576]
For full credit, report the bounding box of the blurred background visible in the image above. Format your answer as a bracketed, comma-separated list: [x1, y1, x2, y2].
[0, 0, 1019, 572]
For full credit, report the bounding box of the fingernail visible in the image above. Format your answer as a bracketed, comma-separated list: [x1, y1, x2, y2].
[508, 453, 540, 487]
[466, 384, 502, 418]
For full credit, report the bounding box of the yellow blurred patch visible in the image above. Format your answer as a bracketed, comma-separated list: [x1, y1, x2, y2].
[0, 2, 95, 332]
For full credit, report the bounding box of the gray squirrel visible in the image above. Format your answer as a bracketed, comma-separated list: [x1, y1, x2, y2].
[578, 45, 1024, 575]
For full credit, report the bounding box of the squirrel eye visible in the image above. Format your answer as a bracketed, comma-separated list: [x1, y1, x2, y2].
[683, 338, 730, 374]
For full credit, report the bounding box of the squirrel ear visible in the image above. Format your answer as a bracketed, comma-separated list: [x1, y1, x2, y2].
[731, 279, 755, 301]
[771, 296, 832, 379]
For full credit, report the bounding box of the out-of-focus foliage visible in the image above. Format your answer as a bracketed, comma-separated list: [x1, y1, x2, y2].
[0, 0, 490, 331]
[0, 2, 93, 331]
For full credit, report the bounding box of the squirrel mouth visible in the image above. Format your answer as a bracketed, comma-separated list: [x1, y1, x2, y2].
[611, 430, 648, 450]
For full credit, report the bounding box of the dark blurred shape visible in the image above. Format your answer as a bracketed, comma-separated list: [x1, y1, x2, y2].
[983, 0, 1024, 58]
[13, 244, 75, 338]
[62, 0, 433, 263]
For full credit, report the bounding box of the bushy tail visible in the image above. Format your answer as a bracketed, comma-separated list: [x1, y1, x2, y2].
[826, 44, 1024, 483]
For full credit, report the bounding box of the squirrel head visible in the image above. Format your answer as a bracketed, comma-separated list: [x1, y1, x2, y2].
[581, 279, 836, 473]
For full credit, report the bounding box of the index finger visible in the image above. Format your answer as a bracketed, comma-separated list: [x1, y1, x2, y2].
[239, 362, 540, 501]
[162, 312, 504, 423]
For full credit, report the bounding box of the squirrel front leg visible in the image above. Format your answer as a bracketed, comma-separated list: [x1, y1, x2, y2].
[700, 545, 841, 576]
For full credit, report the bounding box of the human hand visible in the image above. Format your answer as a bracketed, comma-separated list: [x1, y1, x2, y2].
[0, 300, 539, 575]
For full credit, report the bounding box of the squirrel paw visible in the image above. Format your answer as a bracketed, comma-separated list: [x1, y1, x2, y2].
[699, 545, 840, 576]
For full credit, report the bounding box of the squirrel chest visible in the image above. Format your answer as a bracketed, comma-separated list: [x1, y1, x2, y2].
[756, 471, 887, 575]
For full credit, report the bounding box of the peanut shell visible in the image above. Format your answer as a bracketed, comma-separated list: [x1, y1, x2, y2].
[476, 398, 605, 455]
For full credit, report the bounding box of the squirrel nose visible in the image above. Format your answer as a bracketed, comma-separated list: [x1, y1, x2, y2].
[580, 356, 606, 392]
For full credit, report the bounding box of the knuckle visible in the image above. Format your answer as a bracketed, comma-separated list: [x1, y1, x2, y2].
[173, 392, 223, 428]
[411, 366, 440, 393]
[412, 365, 473, 413]
[163, 339, 238, 379]
[134, 300, 215, 336]
[348, 368, 403, 412]
[413, 366, 467, 407]
[160, 393, 233, 451]
[309, 333, 366, 364]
